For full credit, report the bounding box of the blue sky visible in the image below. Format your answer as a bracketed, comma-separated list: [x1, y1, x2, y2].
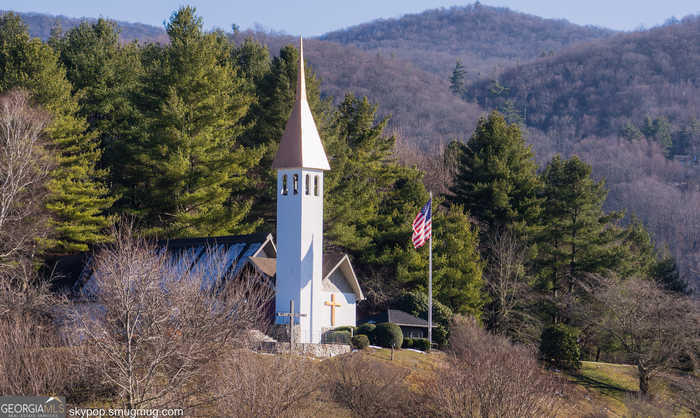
[4, 1, 699, 36]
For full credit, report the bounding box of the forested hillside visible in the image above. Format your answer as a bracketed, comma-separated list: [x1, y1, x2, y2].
[3, 10, 167, 42]
[321, 3, 614, 78]
[463, 15, 700, 144]
[232, 32, 484, 149]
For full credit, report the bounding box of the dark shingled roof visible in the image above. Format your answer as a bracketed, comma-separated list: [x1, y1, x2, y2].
[359, 309, 434, 328]
[48, 233, 275, 294]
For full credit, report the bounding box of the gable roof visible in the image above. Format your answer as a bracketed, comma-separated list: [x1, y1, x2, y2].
[271, 38, 330, 171]
[244, 250, 364, 300]
[360, 309, 435, 328]
[322, 251, 364, 300]
[51, 233, 276, 294]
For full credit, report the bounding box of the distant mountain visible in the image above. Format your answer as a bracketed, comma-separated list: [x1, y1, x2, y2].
[463, 15, 700, 141]
[2, 10, 166, 43]
[321, 3, 615, 78]
[233, 32, 485, 149]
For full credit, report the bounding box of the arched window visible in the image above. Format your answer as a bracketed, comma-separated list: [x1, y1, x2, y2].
[314, 175, 319, 196]
[293, 174, 299, 194]
[282, 175, 288, 195]
[305, 174, 310, 195]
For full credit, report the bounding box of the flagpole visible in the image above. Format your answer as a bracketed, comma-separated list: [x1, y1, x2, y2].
[428, 191, 433, 352]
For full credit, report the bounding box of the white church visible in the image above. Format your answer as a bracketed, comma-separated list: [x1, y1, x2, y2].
[269, 37, 364, 343]
[58, 38, 363, 345]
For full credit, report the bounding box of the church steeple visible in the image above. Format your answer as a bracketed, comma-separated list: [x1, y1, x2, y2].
[273, 37, 328, 343]
[271, 37, 330, 171]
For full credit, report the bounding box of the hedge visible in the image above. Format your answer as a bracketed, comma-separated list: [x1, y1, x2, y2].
[325, 330, 351, 345]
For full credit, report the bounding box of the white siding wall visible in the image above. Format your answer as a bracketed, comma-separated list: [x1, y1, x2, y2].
[275, 168, 325, 343]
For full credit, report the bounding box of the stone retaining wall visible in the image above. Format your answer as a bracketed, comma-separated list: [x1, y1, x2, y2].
[260, 341, 351, 358]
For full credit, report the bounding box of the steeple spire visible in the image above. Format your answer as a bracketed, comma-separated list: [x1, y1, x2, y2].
[297, 36, 306, 101]
[271, 37, 330, 171]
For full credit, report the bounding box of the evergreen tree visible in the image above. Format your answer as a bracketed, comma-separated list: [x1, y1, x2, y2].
[449, 111, 541, 238]
[240, 43, 330, 226]
[641, 116, 672, 156]
[449, 59, 465, 96]
[51, 18, 144, 195]
[324, 94, 395, 253]
[0, 13, 113, 252]
[535, 155, 625, 323]
[431, 205, 484, 316]
[651, 251, 690, 295]
[126, 7, 260, 237]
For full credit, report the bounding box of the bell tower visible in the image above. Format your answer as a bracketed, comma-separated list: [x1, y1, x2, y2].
[272, 38, 330, 344]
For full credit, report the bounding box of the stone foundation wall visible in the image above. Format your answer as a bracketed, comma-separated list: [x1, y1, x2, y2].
[260, 341, 351, 358]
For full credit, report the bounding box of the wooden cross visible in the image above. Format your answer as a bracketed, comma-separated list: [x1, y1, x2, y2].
[277, 299, 306, 345]
[324, 293, 342, 326]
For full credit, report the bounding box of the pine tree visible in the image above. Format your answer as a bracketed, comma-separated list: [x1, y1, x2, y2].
[51, 18, 144, 196]
[449, 111, 541, 238]
[449, 59, 466, 96]
[126, 7, 260, 237]
[535, 155, 625, 323]
[0, 13, 113, 252]
[239, 43, 329, 227]
[651, 251, 690, 295]
[431, 205, 484, 316]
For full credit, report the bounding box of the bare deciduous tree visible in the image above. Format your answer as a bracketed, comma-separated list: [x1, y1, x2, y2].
[595, 278, 699, 395]
[0, 89, 52, 270]
[70, 224, 273, 410]
[484, 228, 532, 337]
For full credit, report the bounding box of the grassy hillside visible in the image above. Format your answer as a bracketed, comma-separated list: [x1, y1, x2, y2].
[2, 10, 166, 43]
[321, 3, 614, 78]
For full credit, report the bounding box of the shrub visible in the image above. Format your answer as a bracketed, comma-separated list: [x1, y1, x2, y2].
[324, 353, 425, 417]
[402, 338, 414, 348]
[540, 324, 581, 370]
[325, 330, 352, 345]
[214, 350, 321, 417]
[412, 338, 430, 351]
[356, 323, 376, 344]
[421, 316, 565, 417]
[351, 334, 369, 350]
[333, 325, 356, 335]
[373, 323, 403, 349]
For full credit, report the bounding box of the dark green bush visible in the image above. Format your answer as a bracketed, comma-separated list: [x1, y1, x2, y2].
[402, 338, 414, 348]
[325, 330, 352, 345]
[373, 323, 403, 349]
[333, 325, 356, 335]
[540, 324, 581, 370]
[356, 323, 376, 344]
[411, 338, 430, 351]
[351, 334, 369, 350]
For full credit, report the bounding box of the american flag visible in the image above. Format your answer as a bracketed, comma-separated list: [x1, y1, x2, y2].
[412, 198, 432, 249]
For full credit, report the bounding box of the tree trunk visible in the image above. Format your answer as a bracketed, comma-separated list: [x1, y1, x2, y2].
[595, 347, 601, 362]
[637, 362, 650, 395]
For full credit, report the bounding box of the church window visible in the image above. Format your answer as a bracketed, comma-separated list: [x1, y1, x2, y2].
[305, 174, 310, 195]
[314, 176, 319, 196]
[282, 175, 288, 195]
[293, 174, 299, 194]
